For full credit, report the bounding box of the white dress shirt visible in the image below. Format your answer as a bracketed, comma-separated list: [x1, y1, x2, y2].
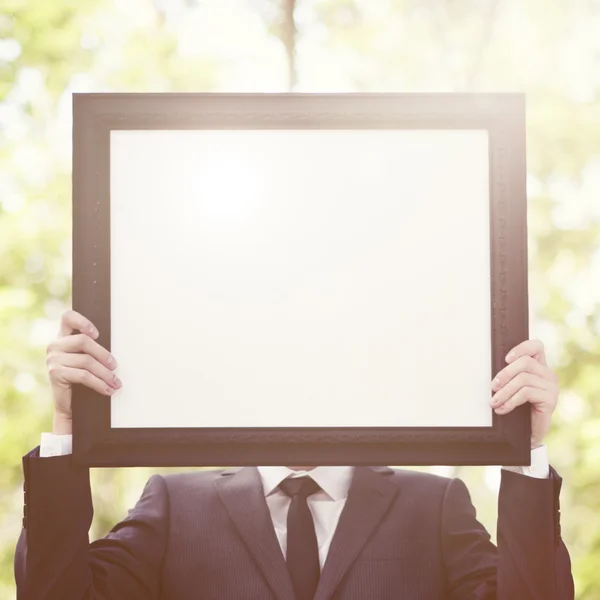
[257, 466, 354, 568]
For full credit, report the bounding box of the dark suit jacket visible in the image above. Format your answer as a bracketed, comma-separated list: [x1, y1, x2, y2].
[15, 448, 573, 600]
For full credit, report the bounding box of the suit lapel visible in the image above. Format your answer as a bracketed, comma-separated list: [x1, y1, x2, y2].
[214, 467, 294, 600]
[314, 466, 399, 600]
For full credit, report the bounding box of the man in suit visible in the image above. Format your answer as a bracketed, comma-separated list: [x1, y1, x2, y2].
[15, 310, 574, 599]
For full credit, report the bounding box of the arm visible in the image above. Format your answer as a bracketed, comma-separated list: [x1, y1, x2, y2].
[15, 448, 168, 600]
[14, 309, 137, 599]
[441, 469, 574, 600]
[439, 338, 572, 600]
[497, 468, 573, 600]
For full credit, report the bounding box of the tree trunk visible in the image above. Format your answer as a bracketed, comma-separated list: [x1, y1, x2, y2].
[282, 0, 297, 90]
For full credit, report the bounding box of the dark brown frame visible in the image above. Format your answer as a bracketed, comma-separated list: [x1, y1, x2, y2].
[72, 92, 529, 467]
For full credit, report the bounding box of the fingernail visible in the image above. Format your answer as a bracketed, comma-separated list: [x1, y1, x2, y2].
[113, 376, 122, 388]
[505, 351, 515, 362]
[105, 387, 114, 395]
[107, 357, 116, 368]
[492, 377, 500, 389]
[89, 328, 98, 338]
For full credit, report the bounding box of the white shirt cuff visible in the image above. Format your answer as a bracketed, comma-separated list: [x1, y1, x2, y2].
[40, 433, 73, 457]
[502, 445, 550, 479]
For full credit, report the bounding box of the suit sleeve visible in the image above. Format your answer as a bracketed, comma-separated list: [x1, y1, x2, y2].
[15, 448, 169, 600]
[441, 468, 574, 600]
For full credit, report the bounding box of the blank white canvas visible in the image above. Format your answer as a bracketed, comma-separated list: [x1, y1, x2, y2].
[110, 129, 492, 428]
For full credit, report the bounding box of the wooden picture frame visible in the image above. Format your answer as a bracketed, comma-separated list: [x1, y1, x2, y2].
[72, 93, 529, 467]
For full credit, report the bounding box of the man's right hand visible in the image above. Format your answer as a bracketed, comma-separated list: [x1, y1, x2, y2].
[46, 310, 121, 434]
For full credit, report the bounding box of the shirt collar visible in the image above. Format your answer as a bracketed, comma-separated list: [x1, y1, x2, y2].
[257, 466, 354, 501]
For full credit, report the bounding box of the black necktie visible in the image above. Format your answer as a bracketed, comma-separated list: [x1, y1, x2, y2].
[279, 476, 321, 600]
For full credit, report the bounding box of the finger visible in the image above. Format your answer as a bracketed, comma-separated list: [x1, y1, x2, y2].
[492, 354, 554, 392]
[55, 352, 122, 390]
[494, 386, 547, 415]
[49, 334, 116, 370]
[58, 310, 98, 339]
[51, 366, 116, 396]
[505, 339, 547, 366]
[490, 371, 550, 408]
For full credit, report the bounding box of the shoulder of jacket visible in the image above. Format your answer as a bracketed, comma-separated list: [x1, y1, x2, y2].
[384, 466, 455, 489]
[158, 467, 227, 488]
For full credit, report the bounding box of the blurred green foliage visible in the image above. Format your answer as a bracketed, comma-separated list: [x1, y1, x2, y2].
[1, 0, 599, 598]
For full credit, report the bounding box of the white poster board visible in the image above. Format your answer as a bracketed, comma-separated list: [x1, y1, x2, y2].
[109, 129, 492, 429]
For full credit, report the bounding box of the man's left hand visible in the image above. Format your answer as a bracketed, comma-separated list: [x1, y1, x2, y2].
[490, 339, 559, 448]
